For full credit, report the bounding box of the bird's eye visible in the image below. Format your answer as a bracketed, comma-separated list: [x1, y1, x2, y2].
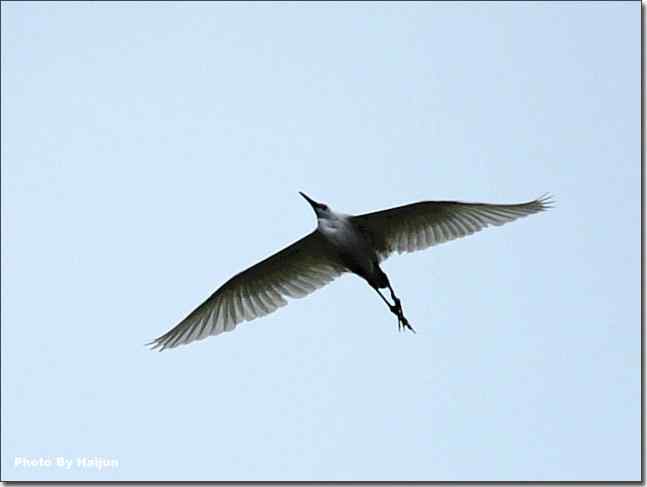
[320, 204, 329, 211]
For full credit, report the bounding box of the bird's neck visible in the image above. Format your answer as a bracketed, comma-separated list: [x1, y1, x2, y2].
[317, 211, 351, 234]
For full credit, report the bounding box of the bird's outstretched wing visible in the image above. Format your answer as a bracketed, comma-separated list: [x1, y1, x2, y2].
[149, 232, 345, 351]
[352, 194, 553, 261]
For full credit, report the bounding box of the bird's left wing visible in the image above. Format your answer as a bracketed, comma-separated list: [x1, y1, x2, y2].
[352, 195, 553, 261]
[149, 231, 345, 351]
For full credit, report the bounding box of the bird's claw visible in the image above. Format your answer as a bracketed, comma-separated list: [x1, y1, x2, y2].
[391, 304, 416, 334]
[398, 314, 416, 333]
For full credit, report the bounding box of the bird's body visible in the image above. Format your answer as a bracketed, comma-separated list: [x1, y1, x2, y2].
[316, 211, 383, 288]
[149, 192, 553, 351]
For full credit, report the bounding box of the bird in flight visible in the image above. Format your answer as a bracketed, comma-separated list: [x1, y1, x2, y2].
[149, 192, 553, 351]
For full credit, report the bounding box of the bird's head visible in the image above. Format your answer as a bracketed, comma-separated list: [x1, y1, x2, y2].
[299, 192, 332, 220]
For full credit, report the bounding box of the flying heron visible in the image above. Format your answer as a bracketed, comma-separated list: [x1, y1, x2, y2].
[149, 192, 553, 351]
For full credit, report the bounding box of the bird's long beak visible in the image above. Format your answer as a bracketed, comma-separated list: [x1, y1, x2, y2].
[299, 191, 319, 209]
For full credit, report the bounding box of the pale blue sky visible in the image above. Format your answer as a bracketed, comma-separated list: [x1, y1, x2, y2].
[1, 1, 640, 481]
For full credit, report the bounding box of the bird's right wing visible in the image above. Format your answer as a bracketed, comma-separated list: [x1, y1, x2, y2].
[352, 195, 553, 261]
[149, 232, 345, 351]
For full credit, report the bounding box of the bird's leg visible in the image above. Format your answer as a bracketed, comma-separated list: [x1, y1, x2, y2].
[373, 287, 415, 334]
[374, 288, 397, 312]
[386, 282, 415, 333]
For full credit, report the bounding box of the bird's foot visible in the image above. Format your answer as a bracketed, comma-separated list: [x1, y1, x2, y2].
[398, 313, 416, 334]
[390, 304, 416, 334]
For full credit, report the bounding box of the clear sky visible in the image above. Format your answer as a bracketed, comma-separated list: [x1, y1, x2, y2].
[1, 1, 640, 481]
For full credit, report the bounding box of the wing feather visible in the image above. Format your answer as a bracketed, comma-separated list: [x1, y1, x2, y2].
[353, 194, 553, 260]
[149, 231, 345, 351]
